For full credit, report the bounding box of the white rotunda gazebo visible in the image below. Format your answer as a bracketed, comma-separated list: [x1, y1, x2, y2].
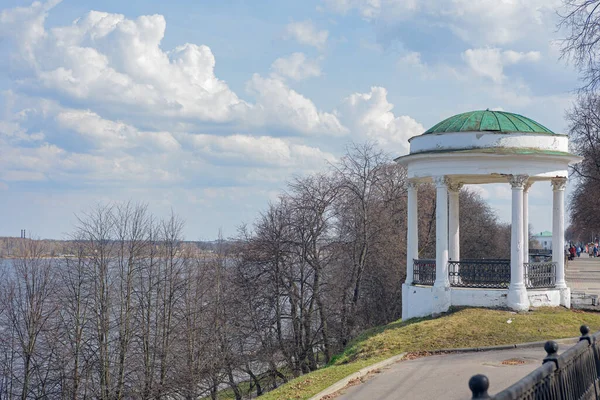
[396, 110, 582, 319]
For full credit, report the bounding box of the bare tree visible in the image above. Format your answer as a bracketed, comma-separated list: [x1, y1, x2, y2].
[355, 162, 408, 327]
[560, 0, 600, 92]
[74, 204, 116, 400]
[177, 252, 214, 400]
[1, 239, 58, 399]
[331, 142, 395, 343]
[566, 94, 600, 181]
[133, 216, 161, 399]
[459, 190, 511, 259]
[112, 202, 151, 398]
[287, 173, 339, 364]
[56, 239, 94, 400]
[235, 205, 296, 385]
[563, 94, 600, 236]
[569, 177, 600, 239]
[558, 1, 600, 240]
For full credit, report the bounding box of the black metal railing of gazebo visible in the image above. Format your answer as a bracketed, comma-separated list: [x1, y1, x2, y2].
[413, 259, 436, 286]
[413, 259, 556, 289]
[525, 261, 556, 289]
[449, 259, 511, 288]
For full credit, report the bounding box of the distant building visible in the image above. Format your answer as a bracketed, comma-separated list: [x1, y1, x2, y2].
[532, 231, 552, 250]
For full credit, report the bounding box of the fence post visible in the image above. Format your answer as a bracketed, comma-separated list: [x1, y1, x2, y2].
[580, 325, 593, 344]
[469, 374, 491, 399]
[542, 341, 559, 368]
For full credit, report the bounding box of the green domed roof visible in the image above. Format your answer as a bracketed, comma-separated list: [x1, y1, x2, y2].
[424, 110, 554, 134]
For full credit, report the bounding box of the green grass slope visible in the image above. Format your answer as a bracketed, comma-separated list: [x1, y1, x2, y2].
[259, 307, 600, 400]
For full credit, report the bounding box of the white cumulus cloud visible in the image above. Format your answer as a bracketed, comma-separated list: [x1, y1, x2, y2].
[323, 0, 560, 46]
[56, 109, 181, 152]
[462, 48, 541, 83]
[398, 51, 424, 68]
[179, 133, 336, 168]
[338, 86, 423, 154]
[323, 0, 418, 20]
[2, 6, 247, 122]
[1, 94, 338, 188]
[446, 0, 560, 46]
[1, 1, 345, 137]
[271, 53, 322, 81]
[284, 20, 328, 50]
[247, 74, 347, 136]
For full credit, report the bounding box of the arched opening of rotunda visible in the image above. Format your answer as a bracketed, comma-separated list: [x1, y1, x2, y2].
[396, 110, 582, 319]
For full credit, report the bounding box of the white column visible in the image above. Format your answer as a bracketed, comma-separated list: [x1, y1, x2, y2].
[448, 181, 463, 262]
[523, 182, 532, 264]
[507, 175, 530, 311]
[405, 181, 419, 285]
[434, 176, 449, 288]
[523, 181, 532, 287]
[552, 178, 568, 299]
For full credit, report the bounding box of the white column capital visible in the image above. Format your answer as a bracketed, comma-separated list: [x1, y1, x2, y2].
[551, 177, 567, 191]
[524, 180, 533, 193]
[407, 180, 420, 190]
[446, 179, 464, 193]
[433, 176, 447, 188]
[509, 174, 529, 189]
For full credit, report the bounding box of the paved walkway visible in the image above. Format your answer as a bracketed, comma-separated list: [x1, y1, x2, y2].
[566, 255, 600, 297]
[337, 345, 573, 400]
[331, 258, 598, 400]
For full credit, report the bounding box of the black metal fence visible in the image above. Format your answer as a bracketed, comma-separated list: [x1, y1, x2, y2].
[529, 249, 552, 256]
[524, 262, 556, 289]
[449, 260, 511, 289]
[413, 259, 435, 285]
[469, 326, 600, 399]
[411, 259, 556, 289]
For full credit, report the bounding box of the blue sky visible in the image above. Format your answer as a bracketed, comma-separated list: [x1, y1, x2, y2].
[0, 0, 581, 240]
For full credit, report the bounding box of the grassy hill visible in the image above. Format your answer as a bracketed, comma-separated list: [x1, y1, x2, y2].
[257, 307, 600, 400]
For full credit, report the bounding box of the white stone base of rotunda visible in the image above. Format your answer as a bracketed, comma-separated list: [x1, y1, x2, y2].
[507, 284, 529, 311]
[432, 286, 451, 316]
[402, 285, 564, 320]
[559, 286, 571, 309]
